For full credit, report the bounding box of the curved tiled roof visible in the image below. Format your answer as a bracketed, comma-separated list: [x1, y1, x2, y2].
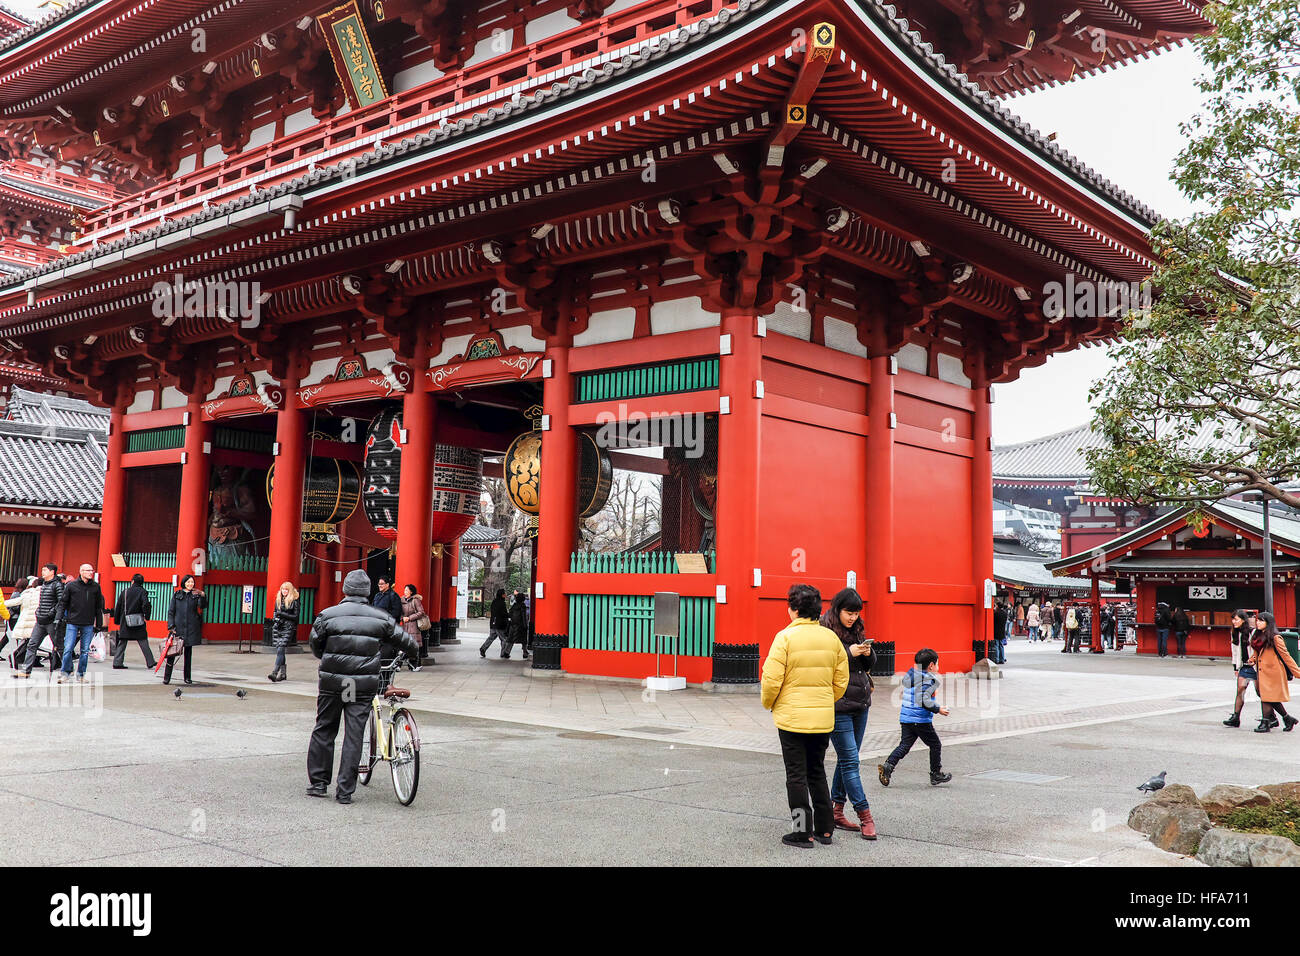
[0, 0, 1159, 298]
[0, 418, 105, 509]
[5, 384, 108, 430]
[994, 418, 1236, 483]
[993, 423, 1099, 482]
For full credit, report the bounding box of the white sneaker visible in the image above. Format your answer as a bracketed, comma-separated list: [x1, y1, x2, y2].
[77, 675, 89, 684]
[57, 673, 67, 684]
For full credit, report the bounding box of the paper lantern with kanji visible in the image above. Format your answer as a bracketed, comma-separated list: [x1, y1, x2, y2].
[362, 406, 403, 540]
[431, 444, 483, 543]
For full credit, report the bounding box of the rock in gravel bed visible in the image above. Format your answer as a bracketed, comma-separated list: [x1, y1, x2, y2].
[1199, 784, 1273, 816]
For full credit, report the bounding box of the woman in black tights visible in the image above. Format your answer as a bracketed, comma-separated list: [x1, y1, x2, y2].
[1223, 609, 1257, 727]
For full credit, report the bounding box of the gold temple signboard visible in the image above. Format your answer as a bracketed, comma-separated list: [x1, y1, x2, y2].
[318, 1, 389, 110]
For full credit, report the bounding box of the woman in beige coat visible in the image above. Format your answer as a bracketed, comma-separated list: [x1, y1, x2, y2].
[1247, 611, 1300, 733]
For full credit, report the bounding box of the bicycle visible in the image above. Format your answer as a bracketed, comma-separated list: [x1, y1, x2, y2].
[358, 658, 421, 805]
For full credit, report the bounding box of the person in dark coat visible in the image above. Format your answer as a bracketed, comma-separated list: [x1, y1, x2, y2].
[504, 591, 530, 660]
[1154, 602, 1172, 657]
[1100, 604, 1117, 650]
[269, 580, 299, 683]
[307, 569, 420, 804]
[57, 563, 105, 682]
[992, 601, 1009, 664]
[1171, 607, 1191, 659]
[371, 576, 402, 622]
[819, 587, 877, 840]
[163, 573, 206, 685]
[111, 573, 156, 670]
[479, 589, 510, 658]
[19, 563, 63, 677]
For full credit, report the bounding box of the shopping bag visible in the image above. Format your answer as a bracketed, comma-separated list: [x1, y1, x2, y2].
[89, 631, 107, 663]
[38, 634, 54, 653]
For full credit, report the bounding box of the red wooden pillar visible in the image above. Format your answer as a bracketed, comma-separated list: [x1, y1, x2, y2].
[315, 541, 338, 613]
[535, 328, 577, 637]
[426, 549, 444, 642]
[176, 394, 214, 582]
[97, 396, 128, 586]
[972, 380, 994, 656]
[264, 383, 307, 619]
[394, 369, 436, 603]
[864, 354, 895, 650]
[714, 307, 764, 645]
[443, 540, 461, 641]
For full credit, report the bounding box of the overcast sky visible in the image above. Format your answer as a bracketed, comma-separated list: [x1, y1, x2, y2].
[6, 1, 1209, 446]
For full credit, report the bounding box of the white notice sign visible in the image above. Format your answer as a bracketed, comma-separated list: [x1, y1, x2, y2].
[1189, 585, 1227, 601]
[242, 585, 255, 615]
[456, 570, 469, 621]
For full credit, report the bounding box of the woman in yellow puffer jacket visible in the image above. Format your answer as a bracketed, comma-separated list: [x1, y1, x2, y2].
[761, 584, 849, 849]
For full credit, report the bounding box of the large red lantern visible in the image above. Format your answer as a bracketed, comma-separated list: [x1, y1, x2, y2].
[431, 443, 483, 543]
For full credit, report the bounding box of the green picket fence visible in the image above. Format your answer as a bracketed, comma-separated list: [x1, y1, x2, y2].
[208, 553, 318, 574]
[124, 426, 185, 453]
[569, 550, 715, 574]
[204, 584, 316, 624]
[575, 357, 719, 403]
[123, 552, 177, 568]
[568, 593, 714, 657]
[113, 580, 173, 622]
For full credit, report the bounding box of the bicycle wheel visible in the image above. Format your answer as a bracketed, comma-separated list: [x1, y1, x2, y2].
[389, 707, 420, 806]
[358, 708, 377, 786]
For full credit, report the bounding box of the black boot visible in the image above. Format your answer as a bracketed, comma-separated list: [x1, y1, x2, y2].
[1254, 720, 1272, 733]
[930, 770, 952, 785]
[877, 762, 895, 787]
[1285, 716, 1298, 732]
[1223, 712, 1241, 727]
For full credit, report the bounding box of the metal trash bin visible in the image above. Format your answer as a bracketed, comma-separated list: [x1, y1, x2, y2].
[710, 643, 759, 684]
[870, 640, 896, 677]
[531, 633, 567, 671]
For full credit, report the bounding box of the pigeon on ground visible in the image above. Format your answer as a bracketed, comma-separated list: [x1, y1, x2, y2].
[173, 688, 182, 699]
[236, 689, 247, 699]
[1137, 771, 1167, 793]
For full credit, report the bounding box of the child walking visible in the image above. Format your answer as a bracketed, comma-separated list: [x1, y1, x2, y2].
[878, 648, 952, 786]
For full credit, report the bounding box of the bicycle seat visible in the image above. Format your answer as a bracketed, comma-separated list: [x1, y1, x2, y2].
[385, 687, 411, 699]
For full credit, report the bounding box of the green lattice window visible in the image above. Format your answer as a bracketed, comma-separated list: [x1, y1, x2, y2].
[122, 552, 177, 568]
[568, 593, 714, 657]
[125, 427, 185, 453]
[204, 584, 316, 623]
[575, 357, 718, 403]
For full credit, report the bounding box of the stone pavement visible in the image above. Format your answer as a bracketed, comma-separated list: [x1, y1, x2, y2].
[148, 622, 1240, 757]
[3, 626, 1294, 866]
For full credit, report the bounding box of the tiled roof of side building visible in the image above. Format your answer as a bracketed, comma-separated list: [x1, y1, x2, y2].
[0, 419, 106, 510]
[4, 385, 109, 432]
[993, 419, 1231, 482]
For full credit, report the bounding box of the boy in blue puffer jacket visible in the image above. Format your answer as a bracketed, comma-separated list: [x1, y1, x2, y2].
[878, 648, 952, 786]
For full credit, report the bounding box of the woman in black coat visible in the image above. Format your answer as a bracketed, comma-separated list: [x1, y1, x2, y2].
[111, 573, 157, 669]
[269, 580, 299, 683]
[818, 587, 877, 840]
[164, 573, 206, 685]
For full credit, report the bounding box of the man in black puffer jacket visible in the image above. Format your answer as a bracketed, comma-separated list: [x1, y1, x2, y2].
[307, 569, 419, 803]
[19, 563, 64, 677]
